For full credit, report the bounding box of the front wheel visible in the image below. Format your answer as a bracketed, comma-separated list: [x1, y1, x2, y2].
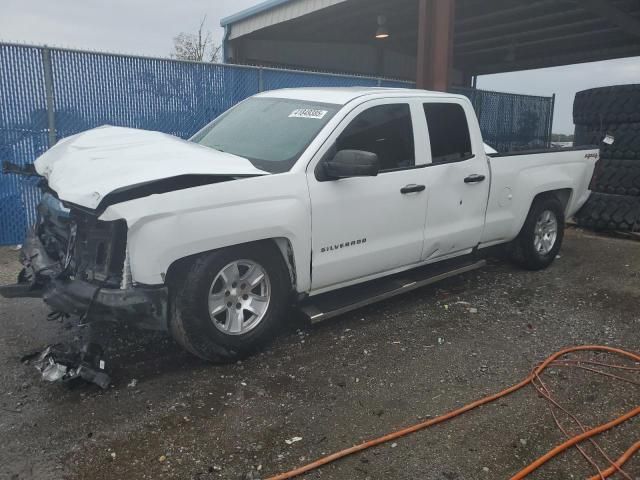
[509, 196, 565, 271]
[169, 243, 290, 362]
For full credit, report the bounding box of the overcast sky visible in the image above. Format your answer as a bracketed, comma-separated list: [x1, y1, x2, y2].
[2, 0, 639, 134]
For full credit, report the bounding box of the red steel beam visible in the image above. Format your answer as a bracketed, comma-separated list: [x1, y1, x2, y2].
[416, 0, 456, 91]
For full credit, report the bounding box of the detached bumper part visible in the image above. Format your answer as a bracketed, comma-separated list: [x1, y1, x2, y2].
[43, 280, 169, 331]
[34, 344, 111, 389]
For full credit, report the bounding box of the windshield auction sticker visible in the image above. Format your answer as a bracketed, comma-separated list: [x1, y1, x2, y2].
[289, 109, 328, 119]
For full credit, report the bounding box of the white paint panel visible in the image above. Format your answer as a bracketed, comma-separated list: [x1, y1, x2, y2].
[305, 98, 430, 290]
[482, 149, 598, 244]
[101, 173, 312, 288]
[34, 126, 268, 209]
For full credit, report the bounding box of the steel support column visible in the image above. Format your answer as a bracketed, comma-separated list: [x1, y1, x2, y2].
[416, 0, 456, 91]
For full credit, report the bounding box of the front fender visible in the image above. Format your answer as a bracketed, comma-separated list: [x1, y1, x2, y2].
[100, 173, 311, 291]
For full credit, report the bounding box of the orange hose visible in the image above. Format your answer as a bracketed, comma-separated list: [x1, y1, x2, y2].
[265, 346, 640, 480]
[531, 375, 607, 479]
[587, 441, 640, 480]
[551, 362, 640, 386]
[554, 359, 640, 372]
[509, 406, 640, 480]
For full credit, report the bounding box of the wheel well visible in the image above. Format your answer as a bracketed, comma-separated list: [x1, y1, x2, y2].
[514, 189, 572, 240]
[165, 238, 296, 291]
[533, 188, 572, 213]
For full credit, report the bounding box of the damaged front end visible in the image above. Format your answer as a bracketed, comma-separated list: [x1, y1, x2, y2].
[1, 190, 168, 330]
[1, 188, 169, 388]
[2, 126, 270, 387]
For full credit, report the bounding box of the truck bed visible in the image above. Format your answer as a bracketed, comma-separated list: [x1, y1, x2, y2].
[480, 145, 599, 247]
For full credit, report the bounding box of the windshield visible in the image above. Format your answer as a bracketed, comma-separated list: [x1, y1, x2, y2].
[191, 97, 340, 173]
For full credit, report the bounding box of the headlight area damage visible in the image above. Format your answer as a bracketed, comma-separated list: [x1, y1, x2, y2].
[1, 187, 167, 388]
[3, 192, 169, 329]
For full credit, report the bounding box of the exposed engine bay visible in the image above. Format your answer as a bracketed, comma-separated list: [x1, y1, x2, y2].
[9, 188, 168, 328]
[32, 192, 128, 290]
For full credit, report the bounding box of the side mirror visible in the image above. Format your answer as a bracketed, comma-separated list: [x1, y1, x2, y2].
[323, 150, 379, 180]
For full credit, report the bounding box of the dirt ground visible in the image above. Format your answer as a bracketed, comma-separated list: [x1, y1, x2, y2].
[0, 229, 638, 480]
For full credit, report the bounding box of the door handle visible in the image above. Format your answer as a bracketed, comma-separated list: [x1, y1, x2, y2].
[401, 184, 426, 194]
[464, 174, 486, 184]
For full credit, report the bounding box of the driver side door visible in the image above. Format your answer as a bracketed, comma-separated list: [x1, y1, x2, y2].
[307, 99, 429, 292]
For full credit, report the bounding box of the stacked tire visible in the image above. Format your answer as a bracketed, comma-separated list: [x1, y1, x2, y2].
[574, 84, 640, 232]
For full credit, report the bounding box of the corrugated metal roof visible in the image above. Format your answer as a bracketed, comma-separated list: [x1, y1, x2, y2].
[220, 0, 294, 27]
[221, 0, 349, 40]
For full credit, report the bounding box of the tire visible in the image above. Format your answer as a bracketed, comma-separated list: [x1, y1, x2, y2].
[169, 242, 291, 362]
[574, 124, 597, 147]
[573, 84, 640, 125]
[591, 159, 640, 196]
[510, 196, 565, 271]
[575, 192, 640, 232]
[574, 123, 640, 160]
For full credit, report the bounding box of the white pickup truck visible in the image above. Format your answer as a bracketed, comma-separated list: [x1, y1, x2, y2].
[2, 88, 598, 362]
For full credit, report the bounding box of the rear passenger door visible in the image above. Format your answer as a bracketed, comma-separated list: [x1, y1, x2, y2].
[421, 100, 490, 260]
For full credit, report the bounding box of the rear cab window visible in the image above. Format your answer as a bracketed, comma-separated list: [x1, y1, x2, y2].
[423, 103, 474, 164]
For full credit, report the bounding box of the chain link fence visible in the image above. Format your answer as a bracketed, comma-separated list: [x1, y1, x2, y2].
[452, 87, 555, 152]
[0, 42, 554, 245]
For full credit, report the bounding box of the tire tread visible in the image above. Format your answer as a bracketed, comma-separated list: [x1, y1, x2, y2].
[169, 243, 290, 362]
[574, 123, 640, 161]
[511, 195, 565, 271]
[591, 159, 640, 196]
[576, 193, 640, 231]
[573, 84, 640, 125]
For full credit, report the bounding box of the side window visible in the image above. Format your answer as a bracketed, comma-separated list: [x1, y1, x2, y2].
[423, 103, 473, 164]
[336, 104, 415, 171]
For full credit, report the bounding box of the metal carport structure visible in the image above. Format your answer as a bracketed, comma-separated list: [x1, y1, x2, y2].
[221, 0, 640, 90]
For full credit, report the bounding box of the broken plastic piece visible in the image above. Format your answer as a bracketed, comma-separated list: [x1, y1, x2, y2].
[77, 365, 111, 390]
[41, 360, 67, 382]
[2, 160, 39, 177]
[32, 343, 111, 389]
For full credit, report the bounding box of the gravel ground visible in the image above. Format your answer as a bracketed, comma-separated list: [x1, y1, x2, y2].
[0, 229, 638, 480]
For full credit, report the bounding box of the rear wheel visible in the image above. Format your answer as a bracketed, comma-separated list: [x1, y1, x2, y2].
[510, 196, 565, 271]
[169, 243, 290, 362]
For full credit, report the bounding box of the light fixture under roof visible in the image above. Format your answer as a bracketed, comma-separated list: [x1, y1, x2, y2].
[376, 15, 390, 39]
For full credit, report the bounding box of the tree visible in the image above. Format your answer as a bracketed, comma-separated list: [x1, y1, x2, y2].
[171, 16, 222, 63]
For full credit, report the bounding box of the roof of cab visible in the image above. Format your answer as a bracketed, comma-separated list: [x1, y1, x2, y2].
[256, 87, 463, 105]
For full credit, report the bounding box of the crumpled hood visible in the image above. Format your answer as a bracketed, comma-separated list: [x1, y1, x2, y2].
[36, 126, 269, 209]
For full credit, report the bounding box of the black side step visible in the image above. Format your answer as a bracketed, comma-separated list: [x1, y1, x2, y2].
[300, 258, 486, 324]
